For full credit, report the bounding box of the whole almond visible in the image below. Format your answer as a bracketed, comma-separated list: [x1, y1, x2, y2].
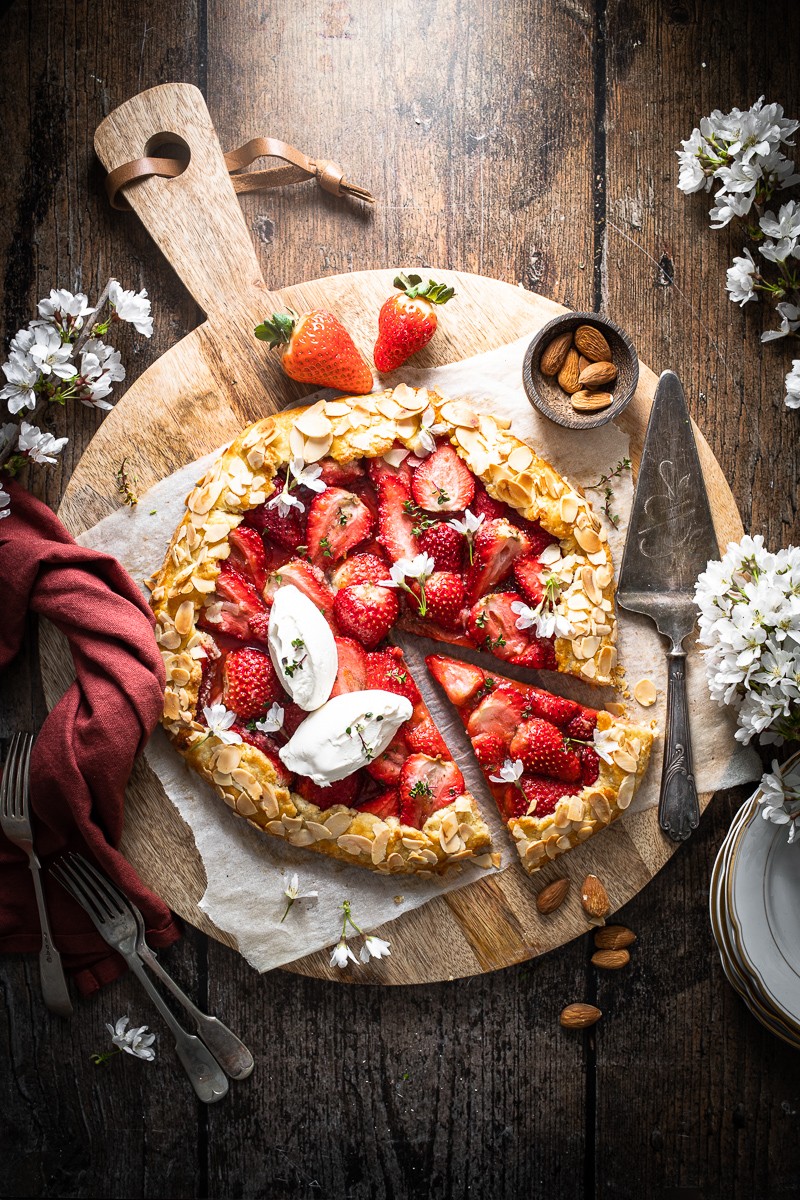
[578, 360, 617, 389]
[591, 948, 630, 969]
[560, 1003, 602, 1029]
[581, 873, 610, 924]
[594, 924, 636, 950]
[578, 355, 591, 373]
[539, 332, 574, 377]
[571, 390, 613, 412]
[536, 877, 570, 914]
[574, 324, 612, 362]
[557, 347, 581, 394]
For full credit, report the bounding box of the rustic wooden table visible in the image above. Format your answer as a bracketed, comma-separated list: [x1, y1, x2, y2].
[2, 2, 799, 1197]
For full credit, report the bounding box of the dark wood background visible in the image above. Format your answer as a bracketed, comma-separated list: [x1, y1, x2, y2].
[2, 1, 799, 1197]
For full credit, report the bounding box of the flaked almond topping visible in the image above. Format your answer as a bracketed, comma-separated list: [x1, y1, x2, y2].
[633, 678, 657, 707]
[288, 829, 315, 847]
[337, 833, 373, 856]
[295, 406, 333, 439]
[173, 600, 194, 637]
[617, 775, 635, 810]
[507, 444, 534, 473]
[575, 526, 602, 554]
[439, 398, 479, 428]
[302, 433, 334, 463]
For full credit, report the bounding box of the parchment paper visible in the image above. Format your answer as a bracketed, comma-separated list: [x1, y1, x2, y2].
[78, 333, 761, 972]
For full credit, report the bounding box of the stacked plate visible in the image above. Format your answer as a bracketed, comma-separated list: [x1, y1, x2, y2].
[710, 782, 800, 1049]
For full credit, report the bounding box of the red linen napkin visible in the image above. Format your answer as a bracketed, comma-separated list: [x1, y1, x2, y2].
[0, 478, 181, 995]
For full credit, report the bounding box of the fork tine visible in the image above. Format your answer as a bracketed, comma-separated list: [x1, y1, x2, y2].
[67, 853, 127, 918]
[1, 731, 20, 819]
[51, 857, 109, 926]
[18, 732, 33, 821]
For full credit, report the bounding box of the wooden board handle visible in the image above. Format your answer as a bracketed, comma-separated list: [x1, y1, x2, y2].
[94, 83, 271, 319]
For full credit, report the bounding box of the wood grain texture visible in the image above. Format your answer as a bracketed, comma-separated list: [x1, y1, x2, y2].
[2, 0, 800, 1197]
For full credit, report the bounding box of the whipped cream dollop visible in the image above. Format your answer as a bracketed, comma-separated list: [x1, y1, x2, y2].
[279, 690, 413, 786]
[267, 584, 338, 712]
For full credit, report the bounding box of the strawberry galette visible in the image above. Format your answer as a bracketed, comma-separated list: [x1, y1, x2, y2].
[150, 385, 629, 875]
[427, 656, 653, 872]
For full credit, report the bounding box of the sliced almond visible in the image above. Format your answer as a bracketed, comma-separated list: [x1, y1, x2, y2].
[574, 526, 602, 555]
[633, 678, 657, 707]
[173, 600, 194, 637]
[507, 444, 534, 473]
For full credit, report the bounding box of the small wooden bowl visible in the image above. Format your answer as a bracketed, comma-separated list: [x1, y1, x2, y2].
[522, 313, 639, 430]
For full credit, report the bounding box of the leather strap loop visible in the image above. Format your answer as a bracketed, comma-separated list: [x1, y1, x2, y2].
[106, 137, 375, 210]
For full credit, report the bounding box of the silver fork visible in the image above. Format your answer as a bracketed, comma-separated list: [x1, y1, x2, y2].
[0, 732, 73, 1016]
[52, 852, 229, 1103]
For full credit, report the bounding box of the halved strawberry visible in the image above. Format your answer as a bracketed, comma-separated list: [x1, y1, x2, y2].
[564, 710, 599, 742]
[199, 563, 266, 640]
[331, 552, 390, 591]
[374, 467, 420, 562]
[513, 554, 546, 606]
[418, 522, 464, 572]
[516, 639, 557, 671]
[416, 571, 466, 631]
[330, 637, 368, 696]
[472, 731, 506, 769]
[519, 775, 579, 818]
[263, 559, 335, 622]
[234, 725, 293, 787]
[244, 482, 308, 551]
[366, 730, 409, 784]
[465, 519, 532, 603]
[223, 646, 283, 720]
[365, 647, 421, 705]
[306, 487, 375, 565]
[296, 773, 360, 811]
[333, 583, 400, 649]
[578, 745, 600, 785]
[426, 655, 484, 706]
[467, 591, 531, 661]
[281, 703, 307, 739]
[513, 518, 557, 556]
[399, 754, 465, 827]
[405, 719, 448, 758]
[358, 789, 401, 820]
[247, 611, 271, 644]
[466, 683, 527, 742]
[509, 718, 581, 783]
[411, 443, 475, 513]
[196, 638, 224, 711]
[522, 689, 580, 728]
[471, 481, 507, 522]
[318, 457, 365, 487]
[228, 526, 268, 593]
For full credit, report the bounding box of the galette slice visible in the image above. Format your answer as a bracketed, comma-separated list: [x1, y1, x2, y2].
[426, 655, 654, 873]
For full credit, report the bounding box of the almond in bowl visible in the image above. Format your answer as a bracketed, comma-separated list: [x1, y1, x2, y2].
[522, 313, 639, 430]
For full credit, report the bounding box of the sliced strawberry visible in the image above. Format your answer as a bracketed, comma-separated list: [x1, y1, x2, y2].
[306, 487, 375, 565]
[366, 730, 409, 784]
[196, 638, 224, 711]
[518, 775, 579, 818]
[509, 718, 581, 783]
[399, 754, 465, 827]
[358, 789, 401, 820]
[365, 647, 421, 705]
[263, 559, 335, 622]
[472, 731, 506, 769]
[418, 522, 464, 572]
[513, 554, 545, 607]
[578, 745, 600, 786]
[199, 563, 266, 640]
[471, 481, 507, 523]
[234, 725, 293, 787]
[467, 591, 531, 661]
[515, 639, 557, 671]
[223, 647, 284, 720]
[281, 702, 307, 739]
[405, 719, 448, 758]
[426, 655, 484, 706]
[333, 584, 400, 650]
[465, 519, 532, 603]
[564, 710, 599, 741]
[513, 518, 557, 556]
[522, 689, 580, 728]
[228, 526, 268, 593]
[244, 481, 308, 551]
[466, 683, 527, 742]
[370, 459, 420, 562]
[296, 773, 360, 811]
[247, 611, 271, 645]
[331, 552, 390, 591]
[330, 637, 368, 696]
[411, 443, 475, 513]
[318, 457, 365, 488]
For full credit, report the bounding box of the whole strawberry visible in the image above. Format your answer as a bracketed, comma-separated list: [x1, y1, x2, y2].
[255, 309, 373, 394]
[373, 274, 455, 373]
[223, 647, 284, 721]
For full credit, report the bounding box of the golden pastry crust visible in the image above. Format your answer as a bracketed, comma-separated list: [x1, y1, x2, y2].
[509, 711, 654, 873]
[150, 385, 618, 873]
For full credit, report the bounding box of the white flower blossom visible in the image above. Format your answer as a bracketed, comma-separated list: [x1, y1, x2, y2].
[784, 361, 800, 410]
[759, 199, 800, 240]
[27, 326, 77, 380]
[0, 485, 10, 520]
[725, 249, 759, 305]
[255, 702, 284, 734]
[106, 1016, 157, 1061]
[1, 350, 41, 413]
[281, 872, 318, 921]
[758, 236, 799, 264]
[359, 935, 391, 963]
[489, 757, 524, 785]
[330, 938, 358, 969]
[757, 758, 800, 845]
[202, 703, 243, 744]
[415, 406, 448, 456]
[592, 725, 619, 765]
[761, 302, 800, 343]
[17, 421, 68, 465]
[78, 339, 126, 409]
[37, 288, 95, 326]
[0, 421, 17, 454]
[109, 280, 153, 337]
[288, 456, 326, 494]
[449, 509, 484, 537]
[676, 127, 710, 193]
[384, 553, 436, 587]
[268, 489, 304, 519]
[709, 189, 754, 229]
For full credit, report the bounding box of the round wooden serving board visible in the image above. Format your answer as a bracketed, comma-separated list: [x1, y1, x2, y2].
[41, 84, 743, 985]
